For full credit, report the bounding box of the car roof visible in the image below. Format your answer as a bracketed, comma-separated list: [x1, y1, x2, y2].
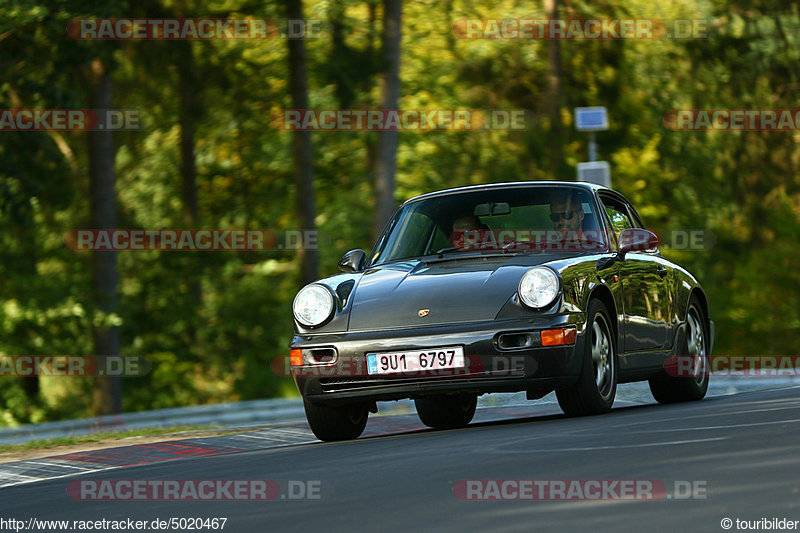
[402, 180, 613, 205]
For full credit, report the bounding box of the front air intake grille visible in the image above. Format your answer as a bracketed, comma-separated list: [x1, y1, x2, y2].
[318, 369, 523, 392]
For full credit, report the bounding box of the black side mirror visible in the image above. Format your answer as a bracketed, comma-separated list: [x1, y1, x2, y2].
[618, 228, 660, 254]
[338, 249, 367, 273]
[596, 228, 659, 271]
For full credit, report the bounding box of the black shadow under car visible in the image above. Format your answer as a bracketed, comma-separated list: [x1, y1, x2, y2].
[289, 181, 714, 441]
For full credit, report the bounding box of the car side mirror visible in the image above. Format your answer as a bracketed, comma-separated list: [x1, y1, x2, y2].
[338, 249, 367, 273]
[618, 228, 660, 254]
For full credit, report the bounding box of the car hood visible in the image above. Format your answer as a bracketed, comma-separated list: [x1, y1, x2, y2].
[346, 254, 562, 330]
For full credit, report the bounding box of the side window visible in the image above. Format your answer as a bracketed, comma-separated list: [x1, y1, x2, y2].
[599, 195, 635, 248]
[606, 206, 632, 233]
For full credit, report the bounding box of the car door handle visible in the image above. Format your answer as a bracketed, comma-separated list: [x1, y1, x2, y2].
[656, 266, 668, 278]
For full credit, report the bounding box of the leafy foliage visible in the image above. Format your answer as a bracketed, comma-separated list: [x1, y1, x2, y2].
[0, 0, 798, 424]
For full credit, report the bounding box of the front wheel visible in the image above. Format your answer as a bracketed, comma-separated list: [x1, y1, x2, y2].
[303, 399, 368, 442]
[556, 299, 617, 416]
[415, 393, 477, 429]
[649, 297, 709, 403]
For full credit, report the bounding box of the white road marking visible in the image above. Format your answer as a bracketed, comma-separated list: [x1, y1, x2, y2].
[603, 403, 800, 429]
[488, 436, 728, 453]
[623, 418, 800, 434]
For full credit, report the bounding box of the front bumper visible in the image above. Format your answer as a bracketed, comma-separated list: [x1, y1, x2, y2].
[290, 315, 586, 405]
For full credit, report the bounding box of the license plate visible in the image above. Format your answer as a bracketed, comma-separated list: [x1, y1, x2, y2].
[366, 346, 465, 375]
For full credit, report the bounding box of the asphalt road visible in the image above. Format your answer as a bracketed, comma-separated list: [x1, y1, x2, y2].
[1, 385, 798, 533]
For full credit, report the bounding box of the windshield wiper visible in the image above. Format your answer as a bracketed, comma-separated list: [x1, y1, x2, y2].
[429, 247, 520, 261]
[499, 238, 608, 252]
[435, 245, 522, 256]
[500, 240, 531, 252]
[436, 242, 528, 256]
[432, 235, 608, 257]
[572, 237, 608, 249]
[435, 246, 464, 255]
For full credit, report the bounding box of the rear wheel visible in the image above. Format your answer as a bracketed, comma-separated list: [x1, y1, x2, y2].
[649, 297, 709, 403]
[303, 399, 368, 442]
[556, 299, 617, 416]
[415, 393, 477, 429]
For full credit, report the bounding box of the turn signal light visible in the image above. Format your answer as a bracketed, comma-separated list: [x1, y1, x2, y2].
[290, 348, 304, 366]
[541, 327, 577, 347]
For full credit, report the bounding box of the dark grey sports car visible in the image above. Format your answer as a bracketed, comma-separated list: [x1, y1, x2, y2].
[289, 181, 713, 441]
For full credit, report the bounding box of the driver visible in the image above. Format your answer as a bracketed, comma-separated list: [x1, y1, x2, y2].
[549, 191, 585, 231]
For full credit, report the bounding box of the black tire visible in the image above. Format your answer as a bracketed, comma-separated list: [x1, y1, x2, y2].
[303, 399, 368, 442]
[649, 296, 709, 404]
[414, 393, 477, 429]
[556, 299, 617, 416]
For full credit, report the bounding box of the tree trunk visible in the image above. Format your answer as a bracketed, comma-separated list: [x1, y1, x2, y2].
[285, 0, 319, 285]
[178, 43, 199, 227]
[544, 0, 565, 178]
[6, 88, 41, 401]
[365, 1, 378, 240]
[87, 57, 121, 415]
[177, 41, 203, 321]
[372, 0, 402, 241]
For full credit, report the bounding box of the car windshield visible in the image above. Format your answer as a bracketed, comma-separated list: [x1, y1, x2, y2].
[369, 186, 607, 265]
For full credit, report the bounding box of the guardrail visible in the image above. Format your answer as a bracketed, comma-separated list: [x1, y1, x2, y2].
[0, 398, 307, 445]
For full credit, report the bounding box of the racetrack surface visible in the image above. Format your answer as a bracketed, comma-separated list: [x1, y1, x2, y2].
[1, 384, 798, 533]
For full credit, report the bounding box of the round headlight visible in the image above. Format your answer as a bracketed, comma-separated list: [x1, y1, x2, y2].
[293, 284, 335, 327]
[518, 267, 560, 309]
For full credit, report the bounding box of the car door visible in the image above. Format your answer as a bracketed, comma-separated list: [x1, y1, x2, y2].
[624, 200, 674, 353]
[598, 193, 668, 354]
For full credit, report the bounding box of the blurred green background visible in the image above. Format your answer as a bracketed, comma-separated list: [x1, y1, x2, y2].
[1, 0, 798, 425]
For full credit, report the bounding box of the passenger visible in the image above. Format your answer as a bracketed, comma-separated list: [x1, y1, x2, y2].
[450, 215, 484, 249]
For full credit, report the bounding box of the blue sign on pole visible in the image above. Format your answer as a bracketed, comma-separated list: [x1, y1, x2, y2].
[574, 107, 608, 132]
